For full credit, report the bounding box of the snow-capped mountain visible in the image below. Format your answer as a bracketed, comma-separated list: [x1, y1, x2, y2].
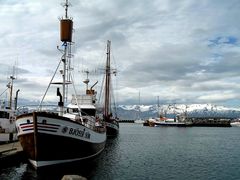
[117, 104, 240, 120]
[15, 99, 240, 120]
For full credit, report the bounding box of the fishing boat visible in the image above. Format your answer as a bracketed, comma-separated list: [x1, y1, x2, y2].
[0, 108, 17, 144]
[0, 75, 19, 143]
[102, 40, 119, 136]
[15, 1, 106, 169]
[154, 117, 191, 127]
[151, 104, 192, 127]
[154, 112, 192, 127]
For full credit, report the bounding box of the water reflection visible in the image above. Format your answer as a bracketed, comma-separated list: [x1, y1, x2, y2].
[18, 136, 120, 180]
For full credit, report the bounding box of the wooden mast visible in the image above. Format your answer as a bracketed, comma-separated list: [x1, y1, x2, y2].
[104, 40, 111, 118]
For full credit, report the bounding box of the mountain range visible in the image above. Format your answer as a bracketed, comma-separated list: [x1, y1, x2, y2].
[15, 99, 240, 120]
[116, 104, 240, 120]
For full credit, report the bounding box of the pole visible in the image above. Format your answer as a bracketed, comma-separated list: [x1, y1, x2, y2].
[9, 76, 15, 109]
[15, 89, 20, 110]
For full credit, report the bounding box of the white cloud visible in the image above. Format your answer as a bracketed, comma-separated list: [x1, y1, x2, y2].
[198, 92, 237, 102]
[0, 0, 240, 107]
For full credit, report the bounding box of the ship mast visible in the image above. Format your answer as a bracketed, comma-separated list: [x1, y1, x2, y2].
[104, 40, 111, 117]
[38, 0, 73, 112]
[63, 0, 69, 19]
[59, 0, 73, 115]
[7, 66, 17, 110]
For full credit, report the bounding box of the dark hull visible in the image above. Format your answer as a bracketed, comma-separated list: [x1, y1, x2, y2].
[18, 132, 105, 166]
[16, 112, 106, 168]
[106, 125, 119, 136]
[105, 121, 119, 136]
[192, 124, 231, 127]
[155, 123, 189, 127]
[143, 121, 150, 126]
[189, 118, 231, 127]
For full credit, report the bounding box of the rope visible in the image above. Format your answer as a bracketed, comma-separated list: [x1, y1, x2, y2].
[38, 57, 63, 110]
[0, 87, 8, 97]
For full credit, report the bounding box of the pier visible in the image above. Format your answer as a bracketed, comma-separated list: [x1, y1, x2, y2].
[0, 141, 26, 168]
[143, 117, 232, 127]
[188, 117, 232, 127]
[119, 119, 134, 123]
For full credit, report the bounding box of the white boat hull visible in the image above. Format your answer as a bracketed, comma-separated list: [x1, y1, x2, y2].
[0, 133, 18, 143]
[0, 109, 18, 144]
[231, 122, 240, 127]
[134, 119, 144, 124]
[155, 122, 189, 127]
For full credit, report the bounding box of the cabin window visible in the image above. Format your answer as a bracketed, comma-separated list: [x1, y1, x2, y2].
[67, 108, 79, 114]
[0, 111, 9, 118]
[73, 108, 79, 113]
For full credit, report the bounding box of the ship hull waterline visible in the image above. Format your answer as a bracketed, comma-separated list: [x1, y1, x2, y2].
[16, 112, 106, 169]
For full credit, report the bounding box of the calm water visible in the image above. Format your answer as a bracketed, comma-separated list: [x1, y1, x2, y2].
[1, 123, 240, 180]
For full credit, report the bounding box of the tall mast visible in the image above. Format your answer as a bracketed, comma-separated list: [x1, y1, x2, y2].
[104, 40, 111, 117]
[59, 0, 73, 114]
[7, 65, 16, 109]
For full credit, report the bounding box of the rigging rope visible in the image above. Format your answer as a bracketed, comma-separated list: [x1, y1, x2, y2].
[70, 72, 82, 118]
[0, 87, 8, 97]
[38, 57, 62, 110]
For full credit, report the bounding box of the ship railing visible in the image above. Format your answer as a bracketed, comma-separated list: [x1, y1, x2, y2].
[17, 104, 59, 115]
[73, 113, 105, 133]
[17, 105, 106, 132]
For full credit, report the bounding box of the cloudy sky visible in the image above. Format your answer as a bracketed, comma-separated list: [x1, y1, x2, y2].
[1, 0, 240, 107]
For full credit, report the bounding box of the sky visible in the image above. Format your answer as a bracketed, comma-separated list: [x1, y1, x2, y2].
[1, 0, 240, 107]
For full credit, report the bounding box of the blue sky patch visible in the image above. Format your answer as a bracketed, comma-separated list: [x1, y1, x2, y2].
[209, 36, 238, 47]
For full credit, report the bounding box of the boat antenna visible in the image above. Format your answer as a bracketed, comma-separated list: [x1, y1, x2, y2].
[61, 0, 71, 19]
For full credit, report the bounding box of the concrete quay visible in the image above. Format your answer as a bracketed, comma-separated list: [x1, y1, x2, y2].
[0, 141, 26, 168]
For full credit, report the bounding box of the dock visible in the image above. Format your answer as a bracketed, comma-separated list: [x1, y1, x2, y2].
[119, 119, 134, 123]
[188, 117, 232, 127]
[0, 141, 26, 168]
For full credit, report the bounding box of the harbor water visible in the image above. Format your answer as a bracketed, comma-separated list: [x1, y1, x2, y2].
[1, 123, 240, 180]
